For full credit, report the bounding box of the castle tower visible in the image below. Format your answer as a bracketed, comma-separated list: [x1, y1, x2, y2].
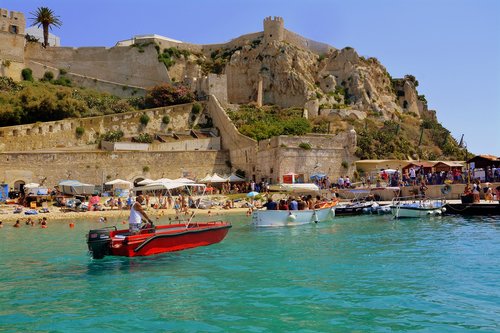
[0, 8, 25, 35]
[263, 16, 284, 43]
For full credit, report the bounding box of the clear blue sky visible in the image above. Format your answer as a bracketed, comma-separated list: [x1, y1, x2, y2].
[4, 0, 499, 156]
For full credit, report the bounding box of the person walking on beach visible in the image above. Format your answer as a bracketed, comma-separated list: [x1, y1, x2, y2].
[129, 195, 154, 234]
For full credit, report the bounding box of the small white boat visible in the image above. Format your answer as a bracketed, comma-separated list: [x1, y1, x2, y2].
[268, 183, 320, 192]
[391, 196, 446, 218]
[251, 206, 335, 227]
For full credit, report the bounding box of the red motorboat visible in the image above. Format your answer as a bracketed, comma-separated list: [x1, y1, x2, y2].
[87, 221, 231, 259]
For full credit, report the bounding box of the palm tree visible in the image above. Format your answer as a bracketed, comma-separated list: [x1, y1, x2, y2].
[29, 7, 62, 47]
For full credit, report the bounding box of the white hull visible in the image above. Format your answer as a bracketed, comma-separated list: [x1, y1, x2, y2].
[251, 207, 335, 227]
[391, 205, 445, 218]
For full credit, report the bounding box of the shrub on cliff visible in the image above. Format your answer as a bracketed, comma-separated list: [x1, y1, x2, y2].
[228, 105, 312, 141]
[101, 130, 124, 142]
[144, 83, 194, 108]
[133, 133, 153, 143]
[0, 79, 137, 126]
[21, 68, 34, 82]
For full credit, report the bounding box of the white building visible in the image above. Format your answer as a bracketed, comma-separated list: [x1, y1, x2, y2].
[25, 26, 60, 46]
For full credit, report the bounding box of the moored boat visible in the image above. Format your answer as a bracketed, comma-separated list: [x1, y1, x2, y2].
[251, 205, 335, 227]
[87, 221, 231, 259]
[443, 202, 500, 216]
[391, 196, 446, 218]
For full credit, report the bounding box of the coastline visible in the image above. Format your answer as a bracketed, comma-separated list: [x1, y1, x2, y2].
[0, 206, 250, 224]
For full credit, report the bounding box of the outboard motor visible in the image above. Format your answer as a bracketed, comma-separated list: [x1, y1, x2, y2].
[87, 228, 112, 259]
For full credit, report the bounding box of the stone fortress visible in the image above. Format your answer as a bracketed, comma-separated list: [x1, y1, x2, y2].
[0, 9, 426, 189]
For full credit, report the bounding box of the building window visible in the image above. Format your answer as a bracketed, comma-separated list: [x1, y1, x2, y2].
[9, 25, 18, 34]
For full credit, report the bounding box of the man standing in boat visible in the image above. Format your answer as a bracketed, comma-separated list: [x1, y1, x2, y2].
[129, 195, 154, 234]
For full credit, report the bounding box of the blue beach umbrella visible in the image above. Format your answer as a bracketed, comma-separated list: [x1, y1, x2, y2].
[247, 191, 259, 197]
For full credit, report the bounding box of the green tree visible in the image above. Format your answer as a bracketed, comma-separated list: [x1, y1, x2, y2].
[29, 7, 62, 47]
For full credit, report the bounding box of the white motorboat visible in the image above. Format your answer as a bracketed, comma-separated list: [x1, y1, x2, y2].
[251, 205, 335, 227]
[268, 183, 320, 192]
[391, 196, 446, 218]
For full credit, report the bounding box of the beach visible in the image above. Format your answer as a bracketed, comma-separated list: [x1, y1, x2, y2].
[0, 205, 250, 224]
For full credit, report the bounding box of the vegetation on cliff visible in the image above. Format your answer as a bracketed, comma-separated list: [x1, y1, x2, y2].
[0, 77, 195, 126]
[228, 103, 465, 160]
[227, 105, 311, 141]
[0, 77, 134, 125]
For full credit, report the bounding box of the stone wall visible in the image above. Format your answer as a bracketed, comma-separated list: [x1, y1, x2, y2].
[24, 43, 169, 88]
[0, 32, 24, 63]
[283, 30, 335, 55]
[196, 74, 228, 103]
[255, 133, 357, 183]
[0, 150, 230, 187]
[0, 8, 25, 35]
[206, 95, 257, 176]
[0, 103, 196, 152]
[101, 137, 221, 152]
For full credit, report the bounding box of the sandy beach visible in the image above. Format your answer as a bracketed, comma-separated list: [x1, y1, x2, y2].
[0, 205, 250, 224]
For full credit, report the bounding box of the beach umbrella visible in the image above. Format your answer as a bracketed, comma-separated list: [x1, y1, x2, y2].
[172, 177, 195, 183]
[137, 178, 155, 185]
[209, 173, 228, 183]
[199, 174, 212, 183]
[247, 191, 259, 197]
[105, 179, 133, 189]
[227, 173, 246, 182]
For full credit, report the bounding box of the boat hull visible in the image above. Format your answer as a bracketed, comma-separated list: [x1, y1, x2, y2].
[335, 202, 374, 216]
[391, 206, 445, 218]
[443, 203, 500, 216]
[251, 207, 335, 227]
[88, 222, 231, 258]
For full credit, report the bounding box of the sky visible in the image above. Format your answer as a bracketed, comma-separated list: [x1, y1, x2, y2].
[4, 0, 499, 155]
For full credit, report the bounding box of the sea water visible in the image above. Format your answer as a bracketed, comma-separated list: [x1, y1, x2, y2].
[1, 214, 499, 332]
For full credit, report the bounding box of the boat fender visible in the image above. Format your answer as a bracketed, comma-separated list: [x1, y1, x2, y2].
[441, 184, 452, 195]
[313, 211, 319, 223]
[441, 207, 446, 213]
[287, 213, 297, 222]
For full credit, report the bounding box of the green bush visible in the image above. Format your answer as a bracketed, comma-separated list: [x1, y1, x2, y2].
[21, 68, 34, 81]
[101, 130, 124, 142]
[299, 142, 312, 150]
[144, 83, 194, 108]
[42, 71, 54, 82]
[59, 68, 67, 75]
[191, 103, 202, 114]
[134, 133, 153, 143]
[75, 126, 85, 137]
[140, 113, 150, 126]
[53, 77, 72, 87]
[162, 115, 170, 125]
[341, 160, 349, 169]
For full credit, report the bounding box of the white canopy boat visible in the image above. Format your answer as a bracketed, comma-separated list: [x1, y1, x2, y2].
[391, 196, 446, 218]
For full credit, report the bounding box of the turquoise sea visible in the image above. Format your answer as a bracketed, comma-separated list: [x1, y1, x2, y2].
[1, 213, 499, 332]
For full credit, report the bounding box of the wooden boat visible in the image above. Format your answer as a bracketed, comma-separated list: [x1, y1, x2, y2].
[391, 196, 446, 218]
[251, 204, 335, 227]
[87, 221, 231, 259]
